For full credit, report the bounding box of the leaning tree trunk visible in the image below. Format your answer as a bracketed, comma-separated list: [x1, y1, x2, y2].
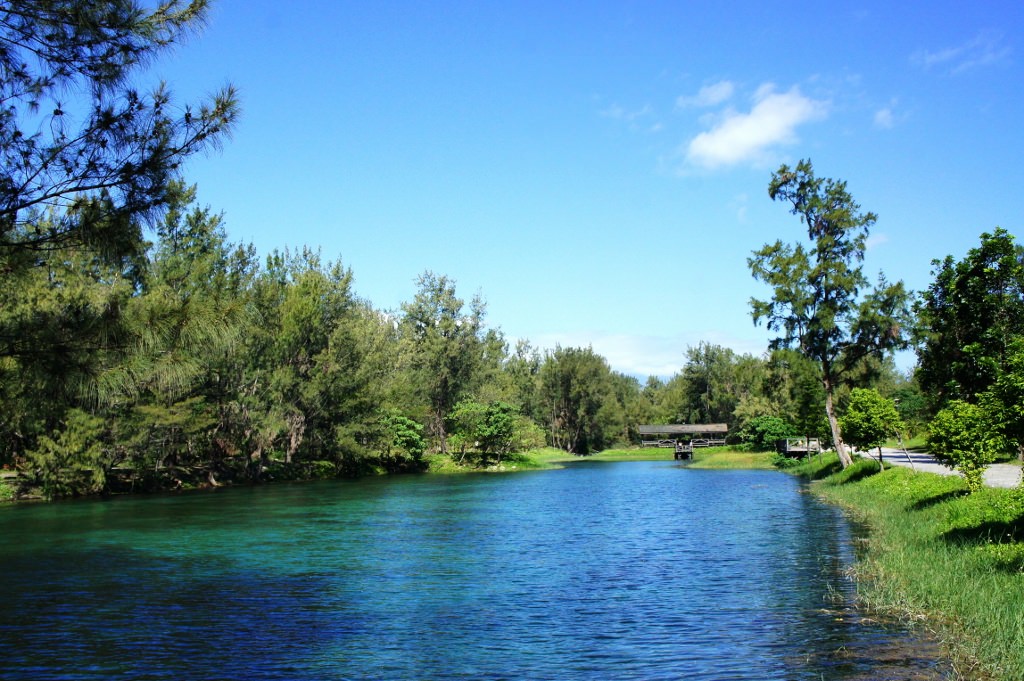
[822, 369, 853, 468]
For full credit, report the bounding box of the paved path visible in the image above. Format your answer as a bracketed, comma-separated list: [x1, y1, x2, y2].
[874, 447, 1022, 488]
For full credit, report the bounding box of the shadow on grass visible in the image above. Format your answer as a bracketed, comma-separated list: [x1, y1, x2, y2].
[806, 459, 844, 480]
[942, 516, 1024, 545]
[839, 461, 883, 484]
[910, 489, 971, 512]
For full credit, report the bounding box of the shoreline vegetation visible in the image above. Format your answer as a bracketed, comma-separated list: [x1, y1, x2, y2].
[790, 453, 1024, 681]
[0, 445, 773, 501]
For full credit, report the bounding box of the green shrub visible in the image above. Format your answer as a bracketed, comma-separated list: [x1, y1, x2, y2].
[25, 409, 109, 499]
[307, 460, 337, 479]
[770, 452, 802, 469]
[928, 400, 1005, 492]
[739, 415, 796, 450]
[840, 388, 902, 455]
[0, 478, 15, 502]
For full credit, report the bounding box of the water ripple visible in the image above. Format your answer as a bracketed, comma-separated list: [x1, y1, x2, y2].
[0, 463, 950, 680]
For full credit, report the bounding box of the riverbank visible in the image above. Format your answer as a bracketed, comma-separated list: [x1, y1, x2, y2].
[794, 454, 1024, 680]
[0, 446, 778, 502]
[508, 446, 776, 469]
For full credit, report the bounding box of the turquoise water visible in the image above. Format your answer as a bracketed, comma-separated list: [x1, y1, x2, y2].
[0, 462, 947, 680]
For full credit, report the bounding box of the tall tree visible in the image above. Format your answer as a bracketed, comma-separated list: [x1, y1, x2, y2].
[764, 349, 829, 441]
[678, 342, 765, 431]
[749, 160, 911, 467]
[538, 346, 615, 454]
[978, 338, 1024, 460]
[915, 228, 1024, 411]
[106, 185, 252, 481]
[681, 343, 737, 425]
[0, 231, 134, 468]
[504, 339, 543, 422]
[607, 371, 650, 445]
[399, 272, 486, 453]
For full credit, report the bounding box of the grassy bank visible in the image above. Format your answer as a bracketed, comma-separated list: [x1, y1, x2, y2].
[422, 446, 776, 472]
[687, 447, 775, 469]
[543, 446, 777, 469]
[792, 454, 1024, 680]
[539, 446, 775, 468]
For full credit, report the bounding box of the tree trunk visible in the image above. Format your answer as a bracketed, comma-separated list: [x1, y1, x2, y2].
[430, 407, 447, 455]
[822, 369, 853, 468]
[285, 412, 305, 464]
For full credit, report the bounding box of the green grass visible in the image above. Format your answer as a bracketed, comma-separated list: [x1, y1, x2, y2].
[885, 434, 929, 450]
[542, 445, 777, 469]
[422, 446, 778, 471]
[0, 477, 16, 502]
[688, 447, 776, 469]
[423, 447, 571, 473]
[797, 456, 1024, 680]
[586, 447, 677, 461]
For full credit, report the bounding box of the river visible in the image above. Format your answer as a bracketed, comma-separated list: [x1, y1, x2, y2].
[0, 461, 949, 680]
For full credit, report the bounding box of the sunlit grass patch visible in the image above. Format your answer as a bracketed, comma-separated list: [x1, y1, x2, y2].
[785, 451, 844, 479]
[688, 448, 775, 469]
[588, 448, 675, 461]
[424, 448, 569, 473]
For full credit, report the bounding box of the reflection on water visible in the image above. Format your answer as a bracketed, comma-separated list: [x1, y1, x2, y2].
[0, 462, 950, 680]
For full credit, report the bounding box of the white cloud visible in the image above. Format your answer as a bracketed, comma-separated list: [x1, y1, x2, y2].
[600, 103, 652, 121]
[874, 107, 895, 129]
[676, 80, 735, 108]
[530, 331, 683, 377]
[684, 84, 828, 169]
[865, 233, 890, 251]
[731, 193, 750, 223]
[912, 30, 1011, 75]
[529, 330, 767, 379]
[873, 98, 907, 129]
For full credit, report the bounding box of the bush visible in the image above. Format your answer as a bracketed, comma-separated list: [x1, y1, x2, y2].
[928, 400, 1005, 492]
[770, 452, 802, 469]
[512, 416, 546, 452]
[379, 410, 426, 464]
[840, 388, 902, 455]
[25, 409, 109, 498]
[739, 415, 796, 451]
[0, 478, 16, 502]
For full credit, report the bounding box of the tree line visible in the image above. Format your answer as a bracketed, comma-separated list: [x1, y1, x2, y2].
[2, 2, 1021, 498]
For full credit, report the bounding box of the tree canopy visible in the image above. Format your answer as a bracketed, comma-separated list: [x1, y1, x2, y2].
[0, 0, 238, 270]
[915, 228, 1024, 410]
[839, 388, 903, 463]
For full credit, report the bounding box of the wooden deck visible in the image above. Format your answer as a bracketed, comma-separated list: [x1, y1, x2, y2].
[775, 437, 822, 457]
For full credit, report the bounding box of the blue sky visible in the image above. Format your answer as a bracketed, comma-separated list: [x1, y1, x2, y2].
[153, 1, 1024, 378]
